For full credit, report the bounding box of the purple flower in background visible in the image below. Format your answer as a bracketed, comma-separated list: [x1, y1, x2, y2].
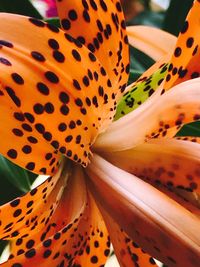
[43, 0, 57, 17]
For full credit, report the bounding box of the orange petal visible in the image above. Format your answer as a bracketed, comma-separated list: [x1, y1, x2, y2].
[152, 184, 200, 217]
[100, 138, 200, 214]
[102, 138, 200, 194]
[99, 206, 159, 267]
[127, 25, 176, 61]
[56, 0, 129, 100]
[0, 90, 60, 175]
[1, 164, 85, 266]
[0, 165, 109, 267]
[176, 136, 200, 143]
[0, 13, 118, 170]
[0, 161, 67, 242]
[87, 154, 200, 266]
[75, 191, 110, 267]
[164, 0, 200, 90]
[95, 77, 200, 152]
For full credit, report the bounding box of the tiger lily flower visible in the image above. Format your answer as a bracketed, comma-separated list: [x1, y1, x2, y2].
[0, 0, 200, 266]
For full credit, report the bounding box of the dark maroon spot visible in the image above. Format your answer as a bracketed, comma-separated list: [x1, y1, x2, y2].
[0, 57, 11, 66]
[29, 18, 45, 27]
[45, 71, 59, 83]
[7, 149, 17, 159]
[11, 73, 24, 85]
[31, 51, 45, 62]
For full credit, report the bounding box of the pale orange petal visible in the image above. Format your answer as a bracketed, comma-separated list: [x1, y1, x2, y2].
[100, 138, 200, 215]
[101, 138, 200, 194]
[95, 78, 200, 152]
[87, 155, 200, 266]
[127, 25, 176, 61]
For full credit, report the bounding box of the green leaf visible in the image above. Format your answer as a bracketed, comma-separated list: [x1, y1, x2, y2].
[115, 63, 169, 120]
[127, 8, 165, 79]
[163, 0, 193, 36]
[45, 18, 61, 27]
[0, 240, 8, 258]
[139, 0, 151, 10]
[129, 46, 155, 74]
[127, 10, 165, 29]
[177, 122, 200, 137]
[0, 155, 37, 193]
[0, 0, 42, 19]
[0, 171, 22, 205]
[128, 69, 143, 85]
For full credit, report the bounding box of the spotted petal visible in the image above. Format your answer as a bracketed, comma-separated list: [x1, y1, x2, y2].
[0, 90, 60, 175]
[102, 138, 200, 194]
[56, 0, 130, 98]
[87, 155, 200, 267]
[164, 0, 200, 90]
[100, 138, 200, 212]
[95, 77, 200, 152]
[0, 164, 109, 266]
[99, 207, 159, 267]
[0, 13, 118, 172]
[0, 162, 66, 242]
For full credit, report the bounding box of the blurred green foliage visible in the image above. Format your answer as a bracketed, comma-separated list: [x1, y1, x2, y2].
[0, 0, 42, 18]
[46, 18, 61, 27]
[139, 0, 151, 9]
[163, 0, 193, 36]
[127, 9, 164, 29]
[0, 156, 37, 198]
